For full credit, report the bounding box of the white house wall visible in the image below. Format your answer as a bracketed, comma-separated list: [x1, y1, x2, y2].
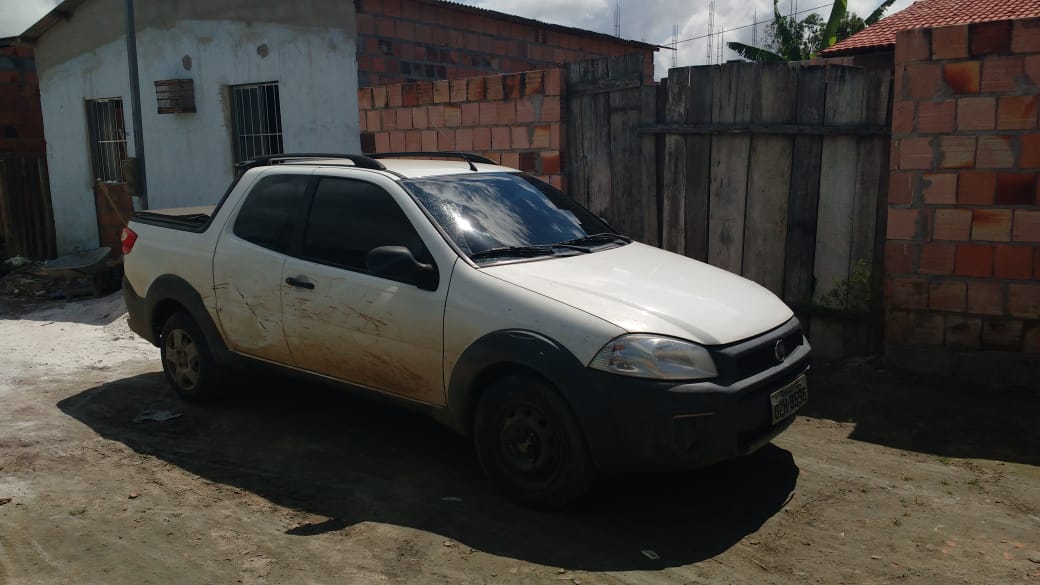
[36, 0, 132, 254]
[136, 19, 360, 211]
[35, 0, 360, 254]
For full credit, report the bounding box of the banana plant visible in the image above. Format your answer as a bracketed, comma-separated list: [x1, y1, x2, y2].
[727, 0, 897, 62]
[822, 0, 848, 49]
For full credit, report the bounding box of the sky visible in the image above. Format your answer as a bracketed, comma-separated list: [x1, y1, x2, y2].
[460, 0, 915, 76]
[1, 0, 915, 74]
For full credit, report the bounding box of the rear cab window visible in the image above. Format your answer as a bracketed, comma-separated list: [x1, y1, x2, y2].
[300, 177, 432, 279]
[233, 174, 311, 253]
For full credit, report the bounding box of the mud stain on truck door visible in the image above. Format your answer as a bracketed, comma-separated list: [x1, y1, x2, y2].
[281, 260, 448, 406]
[213, 240, 295, 365]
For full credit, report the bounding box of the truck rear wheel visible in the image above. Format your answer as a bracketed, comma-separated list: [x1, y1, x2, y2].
[473, 374, 596, 510]
[159, 312, 229, 403]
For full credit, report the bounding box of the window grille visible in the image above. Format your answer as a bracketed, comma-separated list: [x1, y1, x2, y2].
[86, 98, 128, 183]
[230, 82, 284, 165]
[155, 79, 196, 114]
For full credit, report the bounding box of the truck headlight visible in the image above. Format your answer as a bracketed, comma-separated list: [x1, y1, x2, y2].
[589, 334, 718, 381]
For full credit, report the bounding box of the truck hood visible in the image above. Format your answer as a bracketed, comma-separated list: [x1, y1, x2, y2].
[483, 242, 793, 346]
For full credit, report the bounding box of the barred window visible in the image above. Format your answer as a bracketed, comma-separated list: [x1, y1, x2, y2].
[230, 82, 284, 165]
[86, 98, 128, 183]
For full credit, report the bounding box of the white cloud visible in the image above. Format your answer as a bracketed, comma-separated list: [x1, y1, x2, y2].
[0, 0, 60, 38]
[464, 0, 916, 78]
[0, 0, 916, 74]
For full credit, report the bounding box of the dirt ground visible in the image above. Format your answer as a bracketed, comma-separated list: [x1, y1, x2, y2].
[0, 294, 1038, 585]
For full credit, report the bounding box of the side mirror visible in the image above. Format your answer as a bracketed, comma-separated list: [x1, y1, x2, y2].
[366, 246, 438, 291]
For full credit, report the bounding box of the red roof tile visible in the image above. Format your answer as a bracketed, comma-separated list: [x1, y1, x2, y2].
[822, 0, 1040, 55]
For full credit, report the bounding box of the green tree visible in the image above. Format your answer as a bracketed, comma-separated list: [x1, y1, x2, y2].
[727, 0, 895, 63]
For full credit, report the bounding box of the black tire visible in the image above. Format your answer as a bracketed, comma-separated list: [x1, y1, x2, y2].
[473, 374, 596, 510]
[159, 312, 229, 403]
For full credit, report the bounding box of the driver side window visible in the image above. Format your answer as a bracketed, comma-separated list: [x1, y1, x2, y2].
[300, 178, 429, 278]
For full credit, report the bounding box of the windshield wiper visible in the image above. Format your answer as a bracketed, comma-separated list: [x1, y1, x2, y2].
[555, 232, 632, 249]
[469, 245, 558, 261]
[471, 235, 629, 262]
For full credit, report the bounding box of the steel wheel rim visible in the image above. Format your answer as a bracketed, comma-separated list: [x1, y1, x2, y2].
[498, 402, 560, 481]
[164, 329, 201, 390]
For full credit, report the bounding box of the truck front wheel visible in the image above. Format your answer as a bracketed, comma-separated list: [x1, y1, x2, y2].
[159, 312, 229, 403]
[473, 374, 596, 510]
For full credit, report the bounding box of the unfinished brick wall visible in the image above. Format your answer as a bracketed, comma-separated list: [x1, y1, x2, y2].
[359, 69, 566, 189]
[356, 0, 654, 87]
[886, 19, 1040, 381]
[0, 46, 44, 154]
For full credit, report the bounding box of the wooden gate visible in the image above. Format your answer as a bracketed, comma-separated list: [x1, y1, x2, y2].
[567, 57, 892, 357]
[0, 155, 56, 259]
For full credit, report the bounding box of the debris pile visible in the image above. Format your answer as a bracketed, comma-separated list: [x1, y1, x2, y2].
[0, 257, 62, 298]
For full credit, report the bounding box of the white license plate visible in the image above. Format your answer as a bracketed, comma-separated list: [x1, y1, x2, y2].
[770, 375, 808, 424]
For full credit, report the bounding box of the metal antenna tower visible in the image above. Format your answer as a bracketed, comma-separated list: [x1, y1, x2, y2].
[706, 0, 715, 64]
[672, 24, 679, 68]
[614, 2, 621, 37]
[718, 28, 724, 63]
[752, 7, 757, 47]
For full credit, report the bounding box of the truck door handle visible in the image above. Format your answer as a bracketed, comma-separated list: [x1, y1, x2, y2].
[285, 277, 315, 290]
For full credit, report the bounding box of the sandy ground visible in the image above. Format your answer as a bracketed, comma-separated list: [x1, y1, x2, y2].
[0, 293, 1038, 585]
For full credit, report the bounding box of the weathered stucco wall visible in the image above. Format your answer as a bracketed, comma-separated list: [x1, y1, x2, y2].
[36, 0, 128, 254]
[36, 0, 360, 254]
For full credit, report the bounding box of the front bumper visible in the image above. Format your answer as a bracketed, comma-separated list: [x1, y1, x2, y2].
[568, 320, 811, 473]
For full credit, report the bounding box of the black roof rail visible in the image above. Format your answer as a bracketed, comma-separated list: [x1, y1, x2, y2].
[235, 153, 387, 174]
[367, 151, 499, 172]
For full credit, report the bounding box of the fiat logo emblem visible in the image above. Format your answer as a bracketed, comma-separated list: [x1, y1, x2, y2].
[774, 339, 787, 363]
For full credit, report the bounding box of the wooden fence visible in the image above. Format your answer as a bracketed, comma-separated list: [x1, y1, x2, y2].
[567, 56, 892, 357]
[0, 155, 56, 259]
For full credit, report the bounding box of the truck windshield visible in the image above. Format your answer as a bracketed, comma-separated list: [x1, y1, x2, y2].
[401, 173, 626, 263]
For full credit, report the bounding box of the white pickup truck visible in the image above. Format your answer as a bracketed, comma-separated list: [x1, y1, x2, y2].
[122, 152, 810, 509]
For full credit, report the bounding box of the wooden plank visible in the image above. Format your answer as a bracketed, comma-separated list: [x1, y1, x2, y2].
[565, 61, 587, 207]
[610, 54, 650, 244]
[809, 319, 847, 359]
[683, 65, 717, 261]
[608, 55, 645, 240]
[568, 75, 642, 96]
[708, 62, 755, 274]
[661, 66, 690, 253]
[584, 58, 613, 221]
[742, 64, 797, 294]
[813, 66, 869, 356]
[655, 81, 668, 245]
[867, 71, 893, 354]
[566, 58, 599, 208]
[39, 158, 57, 259]
[637, 123, 889, 136]
[783, 66, 827, 306]
[0, 156, 56, 259]
[639, 84, 660, 246]
[844, 68, 891, 355]
[566, 58, 613, 216]
[787, 302, 882, 324]
[0, 161, 9, 246]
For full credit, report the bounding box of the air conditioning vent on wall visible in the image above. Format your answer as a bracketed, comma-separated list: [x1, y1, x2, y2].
[155, 79, 196, 114]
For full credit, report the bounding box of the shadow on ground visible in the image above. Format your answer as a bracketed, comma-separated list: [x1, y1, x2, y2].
[58, 371, 799, 571]
[803, 359, 1040, 466]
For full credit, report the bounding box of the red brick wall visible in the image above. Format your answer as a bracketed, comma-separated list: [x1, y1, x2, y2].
[0, 46, 44, 154]
[359, 69, 566, 189]
[886, 19, 1040, 378]
[356, 0, 654, 87]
